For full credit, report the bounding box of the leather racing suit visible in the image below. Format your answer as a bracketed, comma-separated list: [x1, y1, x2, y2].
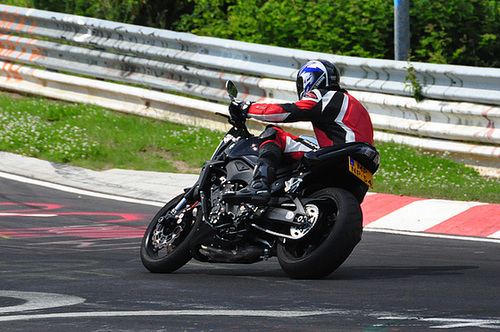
[247, 88, 374, 159]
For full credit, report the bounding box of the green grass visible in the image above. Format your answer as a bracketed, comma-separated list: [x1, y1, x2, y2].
[0, 91, 498, 203]
[0, 92, 222, 173]
[1, 0, 32, 6]
[374, 143, 499, 203]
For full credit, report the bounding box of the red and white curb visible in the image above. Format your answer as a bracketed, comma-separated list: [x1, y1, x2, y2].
[362, 193, 500, 241]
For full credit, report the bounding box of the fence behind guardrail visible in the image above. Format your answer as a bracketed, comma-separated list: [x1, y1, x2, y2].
[0, 5, 498, 168]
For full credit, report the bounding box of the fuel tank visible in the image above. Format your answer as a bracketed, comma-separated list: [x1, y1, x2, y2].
[224, 137, 259, 183]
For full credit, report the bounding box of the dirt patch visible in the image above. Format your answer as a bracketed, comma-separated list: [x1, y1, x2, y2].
[172, 159, 201, 174]
[140, 146, 201, 174]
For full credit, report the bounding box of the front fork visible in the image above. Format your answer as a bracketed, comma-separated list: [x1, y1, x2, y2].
[182, 160, 225, 222]
[171, 197, 188, 215]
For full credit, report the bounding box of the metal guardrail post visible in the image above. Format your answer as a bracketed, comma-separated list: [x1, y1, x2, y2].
[394, 0, 410, 61]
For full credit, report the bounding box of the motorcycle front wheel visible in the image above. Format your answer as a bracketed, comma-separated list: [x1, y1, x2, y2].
[277, 187, 363, 279]
[140, 194, 198, 273]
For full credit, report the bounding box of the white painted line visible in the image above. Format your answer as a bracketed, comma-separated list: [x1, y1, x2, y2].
[1, 307, 498, 329]
[364, 228, 500, 244]
[488, 229, 500, 239]
[0, 213, 58, 217]
[378, 315, 500, 329]
[422, 317, 500, 329]
[0, 291, 85, 314]
[1, 291, 497, 328]
[0, 171, 163, 207]
[0, 309, 343, 322]
[365, 199, 485, 232]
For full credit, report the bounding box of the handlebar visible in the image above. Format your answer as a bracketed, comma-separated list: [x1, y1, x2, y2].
[222, 80, 252, 135]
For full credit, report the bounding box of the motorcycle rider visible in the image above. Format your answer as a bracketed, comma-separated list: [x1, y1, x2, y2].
[230, 59, 374, 205]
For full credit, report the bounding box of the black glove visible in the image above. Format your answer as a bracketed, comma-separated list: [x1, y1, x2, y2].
[229, 101, 251, 122]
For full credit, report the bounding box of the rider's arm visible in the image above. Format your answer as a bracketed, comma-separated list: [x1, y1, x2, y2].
[247, 90, 322, 123]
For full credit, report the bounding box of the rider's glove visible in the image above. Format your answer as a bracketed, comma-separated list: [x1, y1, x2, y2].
[240, 101, 252, 117]
[229, 101, 252, 121]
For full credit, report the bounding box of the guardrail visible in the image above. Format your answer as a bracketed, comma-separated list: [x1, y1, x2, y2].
[0, 5, 499, 167]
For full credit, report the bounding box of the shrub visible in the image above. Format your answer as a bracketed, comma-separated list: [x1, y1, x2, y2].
[14, 0, 500, 66]
[175, 0, 500, 67]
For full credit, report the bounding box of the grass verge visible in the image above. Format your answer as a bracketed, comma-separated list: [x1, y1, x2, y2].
[0, 92, 221, 173]
[0, 91, 498, 203]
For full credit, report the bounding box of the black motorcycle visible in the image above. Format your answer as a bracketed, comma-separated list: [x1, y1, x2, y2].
[140, 81, 379, 279]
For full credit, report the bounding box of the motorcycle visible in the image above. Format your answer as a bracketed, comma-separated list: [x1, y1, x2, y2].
[140, 81, 379, 279]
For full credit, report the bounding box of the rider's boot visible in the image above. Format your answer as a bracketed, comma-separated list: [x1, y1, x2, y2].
[235, 142, 282, 205]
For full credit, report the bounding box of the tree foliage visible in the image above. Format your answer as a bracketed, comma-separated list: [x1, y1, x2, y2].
[29, 0, 193, 30]
[31, 0, 145, 23]
[175, 0, 393, 58]
[174, 0, 500, 67]
[410, 0, 500, 67]
[20, 0, 500, 67]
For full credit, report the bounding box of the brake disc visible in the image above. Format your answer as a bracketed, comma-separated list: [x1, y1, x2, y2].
[151, 216, 183, 251]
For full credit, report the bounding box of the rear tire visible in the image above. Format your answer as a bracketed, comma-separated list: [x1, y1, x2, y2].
[140, 194, 197, 273]
[277, 187, 362, 279]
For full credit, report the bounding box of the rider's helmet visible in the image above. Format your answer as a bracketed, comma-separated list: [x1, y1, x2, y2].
[296, 60, 340, 99]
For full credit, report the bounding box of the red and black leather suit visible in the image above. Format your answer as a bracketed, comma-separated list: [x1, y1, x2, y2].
[247, 88, 374, 160]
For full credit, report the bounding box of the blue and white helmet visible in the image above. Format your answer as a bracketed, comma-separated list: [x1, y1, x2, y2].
[296, 60, 340, 99]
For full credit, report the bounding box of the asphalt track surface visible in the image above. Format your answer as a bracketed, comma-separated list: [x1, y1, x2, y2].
[1, 175, 499, 331]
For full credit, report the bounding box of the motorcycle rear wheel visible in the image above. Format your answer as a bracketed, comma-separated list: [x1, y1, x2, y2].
[140, 194, 197, 273]
[277, 187, 362, 279]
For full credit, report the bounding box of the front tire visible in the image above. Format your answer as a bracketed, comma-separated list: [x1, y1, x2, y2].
[277, 187, 362, 279]
[140, 194, 197, 273]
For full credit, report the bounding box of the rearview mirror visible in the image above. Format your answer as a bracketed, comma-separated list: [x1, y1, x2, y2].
[226, 81, 238, 100]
